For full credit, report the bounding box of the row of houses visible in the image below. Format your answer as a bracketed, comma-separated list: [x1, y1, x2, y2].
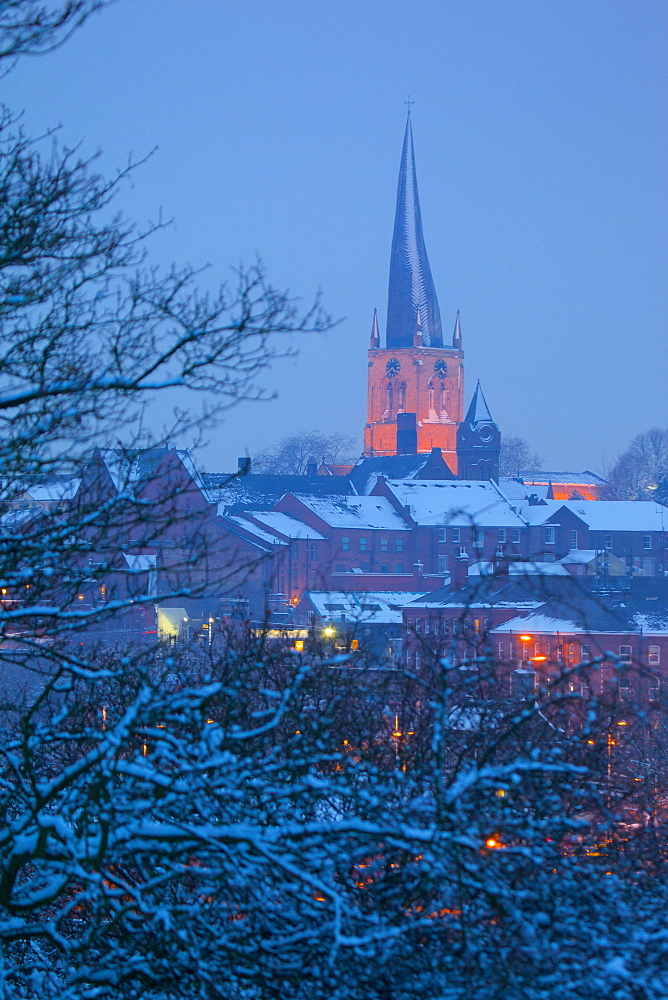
[4, 447, 667, 676]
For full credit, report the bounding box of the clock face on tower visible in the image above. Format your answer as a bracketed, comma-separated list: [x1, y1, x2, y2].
[434, 359, 448, 377]
[385, 358, 401, 378]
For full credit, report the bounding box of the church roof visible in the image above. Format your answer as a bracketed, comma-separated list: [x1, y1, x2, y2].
[386, 114, 443, 350]
[464, 380, 494, 426]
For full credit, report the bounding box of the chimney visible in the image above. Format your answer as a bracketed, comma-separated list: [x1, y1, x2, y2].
[238, 457, 251, 474]
[396, 413, 417, 455]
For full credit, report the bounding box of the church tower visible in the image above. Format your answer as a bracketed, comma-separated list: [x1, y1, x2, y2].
[456, 380, 500, 482]
[363, 114, 464, 471]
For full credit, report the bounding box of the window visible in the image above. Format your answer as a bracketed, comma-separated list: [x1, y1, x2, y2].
[619, 645, 632, 664]
[649, 645, 660, 666]
[433, 619, 440, 636]
[643, 535, 652, 550]
[451, 527, 461, 543]
[380, 537, 389, 552]
[581, 644, 590, 664]
[341, 536, 350, 551]
[619, 676, 632, 700]
[569, 529, 578, 550]
[604, 535, 613, 550]
[474, 619, 481, 634]
[498, 528, 506, 543]
[359, 537, 368, 551]
[309, 543, 317, 561]
[568, 643, 575, 663]
[336, 564, 345, 572]
[292, 543, 299, 555]
[437, 555, 448, 574]
[395, 563, 404, 573]
[395, 537, 404, 552]
[545, 526, 555, 544]
[642, 557, 655, 576]
[380, 563, 389, 573]
[474, 527, 484, 545]
[438, 527, 447, 543]
[649, 676, 660, 702]
[424, 619, 430, 635]
[512, 528, 521, 544]
[414, 618, 421, 634]
[498, 642, 504, 659]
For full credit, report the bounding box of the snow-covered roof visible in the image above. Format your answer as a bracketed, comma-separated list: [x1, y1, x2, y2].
[246, 511, 325, 540]
[492, 613, 589, 635]
[382, 480, 525, 527]
[124, 553, 157, 572]
[299, 591, 425, 625]
[559, 550, 601, 565]
[563, 500, 668, 533]
[25, 478, 81, 503]
[225, 515, 286, 547]
[291, 494, 410, 530]
[513, 500, 565, 525]
[518, 470, 607, 486]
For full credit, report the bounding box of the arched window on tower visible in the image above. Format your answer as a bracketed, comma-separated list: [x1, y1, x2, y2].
[428, 379, 436, 414]
[383, 380, 393, 419]
[439, 380, 447, 414]
[397, 380, 406, 411]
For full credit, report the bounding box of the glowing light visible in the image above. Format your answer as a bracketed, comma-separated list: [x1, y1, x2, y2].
[617, 720, 628, 726]
[322, 627, 336, 638]
[529, 655, 547, 662]
[518, 635, 532, 643]
[294, 639, 304, 652]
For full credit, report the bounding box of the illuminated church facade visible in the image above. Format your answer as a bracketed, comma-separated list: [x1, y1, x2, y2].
[363, 114, 499, 482]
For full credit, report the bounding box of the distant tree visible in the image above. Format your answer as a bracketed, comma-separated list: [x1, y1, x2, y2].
[253, 430, 358, 475]
[605, 428, 668, 501]
[499, 435, 542, 477]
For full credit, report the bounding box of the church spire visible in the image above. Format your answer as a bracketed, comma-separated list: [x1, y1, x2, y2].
[370, 308, 380, 348]
[452, 310, 462, 350]
[386, 114, 443, 350]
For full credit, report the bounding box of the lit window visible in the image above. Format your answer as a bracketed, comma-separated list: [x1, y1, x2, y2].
[649, 645, 660, 666]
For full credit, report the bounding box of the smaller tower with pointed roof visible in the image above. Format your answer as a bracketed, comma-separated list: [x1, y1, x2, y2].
[456, 381, 501, 482]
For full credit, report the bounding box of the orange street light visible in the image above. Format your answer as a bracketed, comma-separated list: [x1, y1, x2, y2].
[518, 634, 532, 643]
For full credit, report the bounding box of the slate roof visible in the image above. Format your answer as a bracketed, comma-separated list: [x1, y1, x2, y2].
[349, 449, 455, 495]
[205, 472, 353, 513]
[405, 573, 598, 611]
[492, 595, 668, 637]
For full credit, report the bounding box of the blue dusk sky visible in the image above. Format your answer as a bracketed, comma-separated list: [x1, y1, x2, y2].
[5, 0, 666, 473]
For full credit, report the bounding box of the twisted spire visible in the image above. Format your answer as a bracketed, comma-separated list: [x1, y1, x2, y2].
[386, 115, 443, 349]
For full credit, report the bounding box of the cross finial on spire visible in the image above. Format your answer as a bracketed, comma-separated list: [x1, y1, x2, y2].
[404, 95, 414, 114]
